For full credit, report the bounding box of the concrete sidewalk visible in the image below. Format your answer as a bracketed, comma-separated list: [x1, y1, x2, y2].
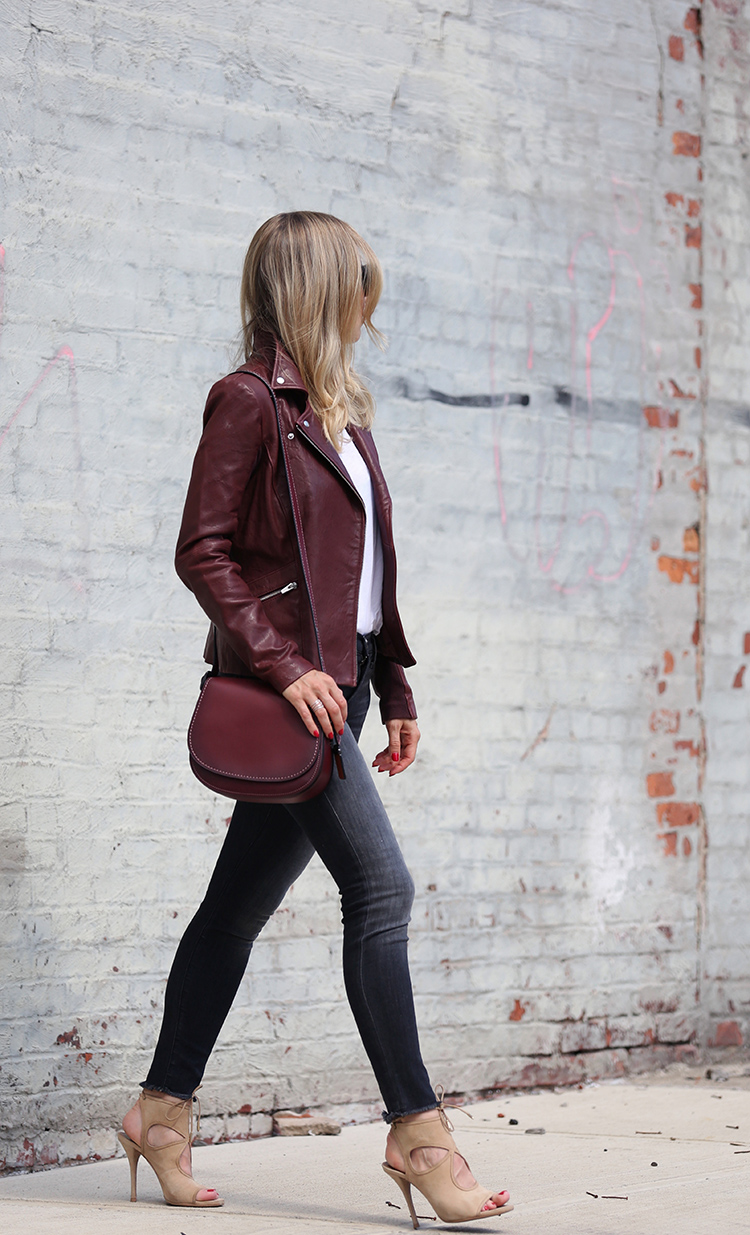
[1, 1076, 749, 1235]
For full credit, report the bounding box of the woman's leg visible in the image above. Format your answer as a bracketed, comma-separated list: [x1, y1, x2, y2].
[140, 642, 374, 1100]
[286, 722, 435, 1121]
[144, 802, 315, 1097]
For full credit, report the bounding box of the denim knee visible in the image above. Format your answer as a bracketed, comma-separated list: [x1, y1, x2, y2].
[358, 860, 415, 934]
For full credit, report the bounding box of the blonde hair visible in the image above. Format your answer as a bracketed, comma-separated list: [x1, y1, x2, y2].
[240, 212, 385, 445]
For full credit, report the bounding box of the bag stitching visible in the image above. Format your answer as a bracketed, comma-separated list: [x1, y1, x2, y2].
[188, 682, 322, 782]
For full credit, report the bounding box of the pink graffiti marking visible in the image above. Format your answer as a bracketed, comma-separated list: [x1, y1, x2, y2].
[492, 215, 670, 595]
[0, 245, 80, 453]
[0, 246, 87, 584]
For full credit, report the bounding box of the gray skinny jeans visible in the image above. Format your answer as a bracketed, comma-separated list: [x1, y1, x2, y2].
[144, 639, 436, 1121]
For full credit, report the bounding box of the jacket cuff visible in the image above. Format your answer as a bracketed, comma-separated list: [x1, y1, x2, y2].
[372, 657, 417, 723]
[258, 654, 316, 696]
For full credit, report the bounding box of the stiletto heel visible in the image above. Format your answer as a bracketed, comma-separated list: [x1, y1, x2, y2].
[117, 1090, 223, 1207]
[383, 1097, 513, 1227]
[383, 1163, 419, 1229]
[117, 1132, 141, 1202]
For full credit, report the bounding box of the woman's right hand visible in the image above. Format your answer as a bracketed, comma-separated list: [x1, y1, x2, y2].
[282, 670, 348, 739]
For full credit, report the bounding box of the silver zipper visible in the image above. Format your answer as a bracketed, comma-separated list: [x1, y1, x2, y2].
[258, 581, 298, 601]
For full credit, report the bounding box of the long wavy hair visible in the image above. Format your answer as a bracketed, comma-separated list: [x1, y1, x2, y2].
[240, 212, 385, 446]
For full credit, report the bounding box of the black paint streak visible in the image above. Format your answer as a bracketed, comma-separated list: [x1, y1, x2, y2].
[427, 388, 530, 408]
[392, 378, 750, 431]
[393, 377, 529, 408]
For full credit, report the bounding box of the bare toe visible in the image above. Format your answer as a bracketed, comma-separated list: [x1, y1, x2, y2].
[196, 1187, 219, 1201]
[483, 1190, 510, 1210]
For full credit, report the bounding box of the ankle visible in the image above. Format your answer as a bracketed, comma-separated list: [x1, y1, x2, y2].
[142, 1089, 184, 1105]
[394, 1107, 439, 1126]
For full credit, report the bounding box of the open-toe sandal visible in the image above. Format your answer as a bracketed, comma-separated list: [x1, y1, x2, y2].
[383, 1101, 513, 1228]
[117, 1089, 223, 1207]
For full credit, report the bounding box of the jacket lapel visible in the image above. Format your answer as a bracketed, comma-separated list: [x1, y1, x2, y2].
[294, 408, 358, 494]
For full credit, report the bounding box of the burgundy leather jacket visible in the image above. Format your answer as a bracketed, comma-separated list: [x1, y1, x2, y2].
[175, 332, 417, 722]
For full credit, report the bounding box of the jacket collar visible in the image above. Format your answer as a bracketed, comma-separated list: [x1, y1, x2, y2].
[241, 333, 374, 498]
[239, 330, 307, 394]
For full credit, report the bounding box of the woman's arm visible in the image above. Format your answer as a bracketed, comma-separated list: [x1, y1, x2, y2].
[371, 656, 417, 722]
[370, 658, 419, 774]
[372, 718, 421, 776]
[175, 374, 315, 695]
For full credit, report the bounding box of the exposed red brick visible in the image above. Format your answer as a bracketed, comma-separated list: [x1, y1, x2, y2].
[668, 379, 696, 398]
[687, 198, 700, 217]
[663, 650, 675, 675]
[744, 631, 750, 655]
[694, 346, 702, 369]
[672, 131, 701, 157]
[16, 1138, 35, 1169]
[692, 619, 700, 646]
[509, 998, 527, 1022]
[685, 224, 702, 248]
[657, 680, 667, 694]
[675, 739, 700, 758]
[656, 802, 701, 827]
[643, 405, 678, 428]
[647, 771, 675, 798]
[676, 1044, 700, 1062]
[665, 190, 684, 207]
[733, 665, 746, 689]
[712, 1020, 743, 1047]
[689, 283, 702, 309]
[682, 836, 692, 856]
[658, 555, 699, 584]
[649, 708, 680, 733]
[684, 8, 701, 34]
[657, 924, 674, 940]
[55, 1028, 81, 1048]
[683, 525, 700, 552]
[669, 34, 685, 59]
[651, 536, 660, 551]
[658, 831, 678, 856]
[39, 1143, 58, 1166]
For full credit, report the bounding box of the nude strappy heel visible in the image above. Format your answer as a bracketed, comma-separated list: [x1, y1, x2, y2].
[382, 1100, 513, 1228]
[117, 1089, 223, 1207]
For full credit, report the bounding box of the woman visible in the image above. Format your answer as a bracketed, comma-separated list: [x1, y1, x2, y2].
[118, 212, 512, 1226]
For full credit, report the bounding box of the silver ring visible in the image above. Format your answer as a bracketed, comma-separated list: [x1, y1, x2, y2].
[311, 699, 325, 711]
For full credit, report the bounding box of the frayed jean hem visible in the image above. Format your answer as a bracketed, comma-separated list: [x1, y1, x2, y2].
[382, 1100, 437, 1124]
[139, 1081, 195, 1102]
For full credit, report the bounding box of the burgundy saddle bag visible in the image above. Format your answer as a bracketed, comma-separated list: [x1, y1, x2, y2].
[186, 372, 343, 804]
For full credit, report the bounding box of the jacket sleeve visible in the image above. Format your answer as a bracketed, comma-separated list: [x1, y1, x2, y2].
[372, 655, 417, 723]
[174, 373, 315, 694]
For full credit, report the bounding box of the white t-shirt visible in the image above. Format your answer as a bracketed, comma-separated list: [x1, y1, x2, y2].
[339, 431, 384, 635]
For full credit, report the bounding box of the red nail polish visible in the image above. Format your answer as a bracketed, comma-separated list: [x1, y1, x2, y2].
[313, 729, 319, 737]
[338, 729, 344, 736]
[392, 752, 399, 761]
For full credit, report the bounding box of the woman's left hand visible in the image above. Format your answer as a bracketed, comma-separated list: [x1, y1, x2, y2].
[372, 719, 421, 776]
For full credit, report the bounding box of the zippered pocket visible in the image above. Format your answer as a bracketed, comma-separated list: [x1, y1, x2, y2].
[258, 581, 298, 601]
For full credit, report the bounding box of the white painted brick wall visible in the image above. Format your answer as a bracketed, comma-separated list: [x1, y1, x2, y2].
[1, 0, 748, 1172]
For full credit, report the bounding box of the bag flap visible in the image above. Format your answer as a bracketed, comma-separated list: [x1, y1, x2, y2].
[188, 676, 323, 783]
